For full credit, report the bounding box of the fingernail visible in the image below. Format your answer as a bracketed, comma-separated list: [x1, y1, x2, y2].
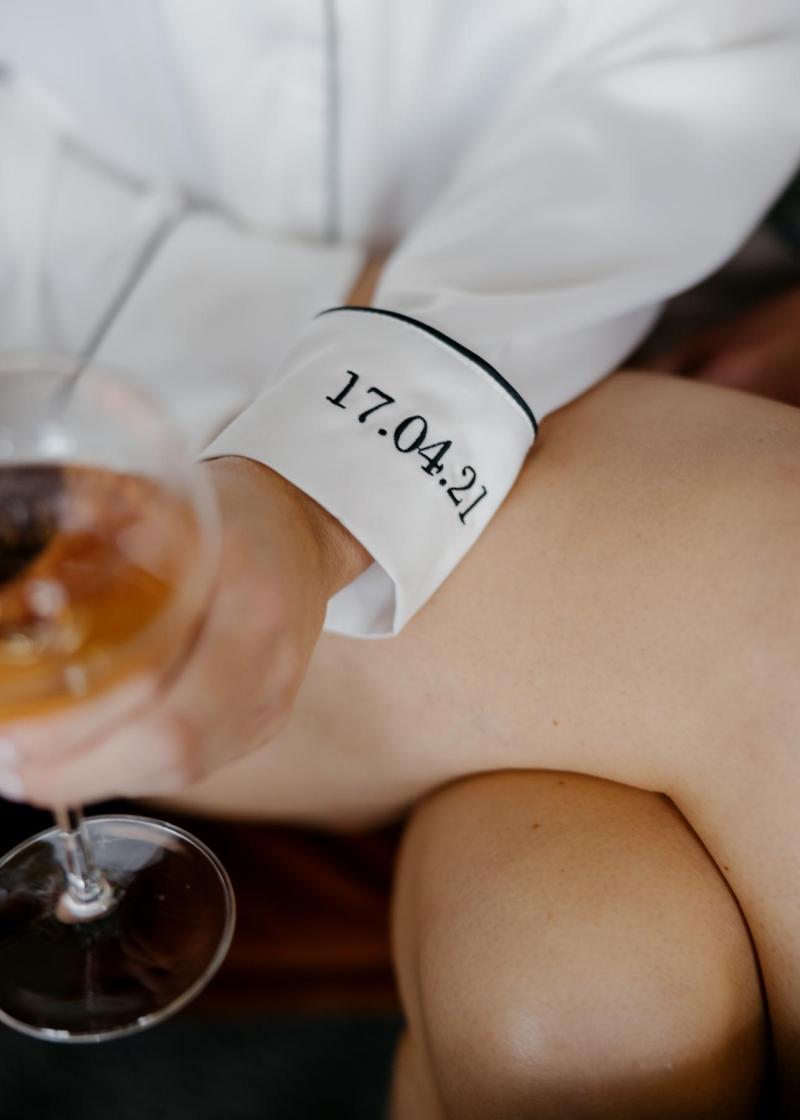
[0, 738, 17, 767]
[0, 768, 26, 803]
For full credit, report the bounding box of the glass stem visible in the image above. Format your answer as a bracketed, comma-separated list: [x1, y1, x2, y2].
[54, 805, 106, 904]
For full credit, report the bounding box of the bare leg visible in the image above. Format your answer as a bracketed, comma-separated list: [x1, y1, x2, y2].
[164, 372, 800, 1105]
[390, 771, 766, 1120]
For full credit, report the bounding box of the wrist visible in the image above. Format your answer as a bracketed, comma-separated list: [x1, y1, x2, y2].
[297, 484, 373, 597]
[204, 456, 371, 598]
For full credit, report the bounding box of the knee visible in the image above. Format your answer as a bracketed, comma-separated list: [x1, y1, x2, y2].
[414, 944, 764, 1120]
[410, 914, 765, 1120]
[394, 774, 767, 1120]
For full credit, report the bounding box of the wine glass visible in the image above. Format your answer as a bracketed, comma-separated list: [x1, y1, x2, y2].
[0, 354, 235, 1042]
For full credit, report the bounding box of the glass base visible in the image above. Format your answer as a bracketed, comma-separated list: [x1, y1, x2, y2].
[0, 815, 235, 1042]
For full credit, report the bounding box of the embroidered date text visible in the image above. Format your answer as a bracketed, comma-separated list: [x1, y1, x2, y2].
[326, 370, 489, 525]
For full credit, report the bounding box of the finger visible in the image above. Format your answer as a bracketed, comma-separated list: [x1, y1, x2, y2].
[19, 630, 294, 807]
[1, 527, 266, 789]
[1, 673, 160, 767]
[17, 710, 194, 807]
[17, 579, 297, 806]
[134, 551, 302, 780]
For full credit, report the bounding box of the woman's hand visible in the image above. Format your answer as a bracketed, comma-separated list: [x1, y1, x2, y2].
[0, 456, 370, 807]
[652, 284, 800, 406]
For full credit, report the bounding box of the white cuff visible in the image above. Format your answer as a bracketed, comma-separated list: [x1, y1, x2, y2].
[205, 306, 537, 636]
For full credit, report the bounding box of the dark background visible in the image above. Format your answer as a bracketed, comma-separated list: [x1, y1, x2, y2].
[0, 799, 402, 1120]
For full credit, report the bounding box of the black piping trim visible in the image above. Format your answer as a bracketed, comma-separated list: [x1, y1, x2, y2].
[318, 305, 538, 433]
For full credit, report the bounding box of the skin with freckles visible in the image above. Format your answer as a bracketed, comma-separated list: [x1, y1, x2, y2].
[390, 772, 766, 1120]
